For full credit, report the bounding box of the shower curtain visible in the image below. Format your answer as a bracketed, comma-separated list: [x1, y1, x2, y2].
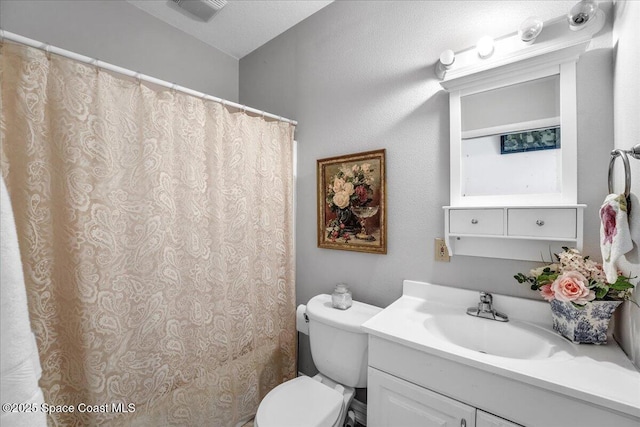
[0, 42, 296, 426]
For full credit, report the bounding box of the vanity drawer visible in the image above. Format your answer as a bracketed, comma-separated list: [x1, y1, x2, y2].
[507, 208, 576, 239]
[449, 209, 503, 235]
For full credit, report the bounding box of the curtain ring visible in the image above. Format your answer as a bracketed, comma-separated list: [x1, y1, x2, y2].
[608, 149, 631, 198]
[134, 72, 142, 85]
[45, 43, 52, 60]
[92, 58, 100, 74]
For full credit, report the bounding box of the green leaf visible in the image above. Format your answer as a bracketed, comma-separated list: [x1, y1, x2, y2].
[610, 276, 635, 291]
[595, 286, 609, 299]
[537, 273, 558, 285]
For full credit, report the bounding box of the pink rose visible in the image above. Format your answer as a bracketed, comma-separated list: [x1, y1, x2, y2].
[600, 204, 617, 245]
[539, 284, 555, 301]
[551, 271, 595, 305]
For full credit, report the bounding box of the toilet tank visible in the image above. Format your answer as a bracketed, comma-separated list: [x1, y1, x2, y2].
[305, 294, 381, 388]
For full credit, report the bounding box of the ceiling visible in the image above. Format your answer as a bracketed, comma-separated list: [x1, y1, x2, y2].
[127, 0, 334, 59]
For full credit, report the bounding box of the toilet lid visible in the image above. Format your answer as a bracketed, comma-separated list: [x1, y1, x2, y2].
[256, 376, 343, 427]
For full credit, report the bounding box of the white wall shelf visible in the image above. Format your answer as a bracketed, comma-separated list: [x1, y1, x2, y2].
[443, 205, 585, 261]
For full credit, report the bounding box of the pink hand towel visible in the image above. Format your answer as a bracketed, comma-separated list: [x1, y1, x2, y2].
[600, 193, 633, 283]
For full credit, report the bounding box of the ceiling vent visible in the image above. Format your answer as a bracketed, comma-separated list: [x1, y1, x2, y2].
[171, 0, 227, 21]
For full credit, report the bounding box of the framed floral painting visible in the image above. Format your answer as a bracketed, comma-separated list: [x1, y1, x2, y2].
[317, 149, 386, 254]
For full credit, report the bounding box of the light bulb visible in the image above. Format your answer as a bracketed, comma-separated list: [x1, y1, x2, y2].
[476, 36, 494, 59]
[568, 0, 598, 31]
[435, 49, 455, 80]
[518, 17, 544, 44]
[439, 49, 455, 67]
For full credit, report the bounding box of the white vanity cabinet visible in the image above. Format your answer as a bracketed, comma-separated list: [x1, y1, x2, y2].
[366, 335, 639, 427]
[368, 367, 521, 427]
[368, 367, 476, 427]
[363, 281, 640, 427]
[476, 411, 522, 427]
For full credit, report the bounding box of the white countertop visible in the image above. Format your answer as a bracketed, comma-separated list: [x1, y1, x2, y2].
[362, 280, 640, 419]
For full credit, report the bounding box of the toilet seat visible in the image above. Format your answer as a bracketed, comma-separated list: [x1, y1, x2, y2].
[255, 376, 343, 427]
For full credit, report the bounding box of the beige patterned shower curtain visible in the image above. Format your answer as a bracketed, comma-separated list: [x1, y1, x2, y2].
[0, 42, 296, 426]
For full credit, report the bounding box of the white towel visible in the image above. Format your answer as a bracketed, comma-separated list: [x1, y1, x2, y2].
[600, 193, 633, 283]
[0, 175, 47, 426]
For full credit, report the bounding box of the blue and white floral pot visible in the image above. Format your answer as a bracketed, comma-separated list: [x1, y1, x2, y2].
[549, 300, 622, 344]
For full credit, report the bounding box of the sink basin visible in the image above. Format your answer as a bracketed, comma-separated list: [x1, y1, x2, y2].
[424, 313, 574, 360]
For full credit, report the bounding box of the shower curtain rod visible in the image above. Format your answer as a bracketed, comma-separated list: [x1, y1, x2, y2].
[0, 30, 297, 126]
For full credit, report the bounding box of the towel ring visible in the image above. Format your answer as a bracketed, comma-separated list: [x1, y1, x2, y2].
[608, 149, 631, 198]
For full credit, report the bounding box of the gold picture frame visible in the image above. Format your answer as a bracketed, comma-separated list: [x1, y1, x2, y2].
[317, 149, 386, 254]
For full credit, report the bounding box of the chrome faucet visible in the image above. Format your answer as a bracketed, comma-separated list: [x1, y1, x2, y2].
[466, 292, 508, 322]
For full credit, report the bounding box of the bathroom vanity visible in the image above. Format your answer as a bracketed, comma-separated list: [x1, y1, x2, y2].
[362, 281, 640, 427]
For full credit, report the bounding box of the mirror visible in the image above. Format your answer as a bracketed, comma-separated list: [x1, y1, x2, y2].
[461, 130, 561, 197]
[448, 64, 577, 207]
[460, 75, 561, 198]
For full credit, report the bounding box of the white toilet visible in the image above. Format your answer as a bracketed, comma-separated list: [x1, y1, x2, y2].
[255, 294, 381, 427]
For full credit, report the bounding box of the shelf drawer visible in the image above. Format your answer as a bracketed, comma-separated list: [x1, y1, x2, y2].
[507, 208, 576, 239]
[450, 209, 503, 235]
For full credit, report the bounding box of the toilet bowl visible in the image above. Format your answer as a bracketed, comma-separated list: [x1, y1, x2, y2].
[255, 375, 352, 427]
[254, 294, 381, 427]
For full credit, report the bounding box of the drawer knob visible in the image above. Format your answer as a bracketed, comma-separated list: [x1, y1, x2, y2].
[536, 220, 545, 226]
[471, 219, 478, 224]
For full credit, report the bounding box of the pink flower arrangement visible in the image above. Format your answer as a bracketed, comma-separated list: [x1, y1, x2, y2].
[515, 248, 634, 306]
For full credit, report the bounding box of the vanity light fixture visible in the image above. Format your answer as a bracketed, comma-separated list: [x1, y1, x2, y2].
[476, 36, 494, 59]
[567, 0, 599, 31]
[435, 49, 455, 80]
[518, 16, 544, 44]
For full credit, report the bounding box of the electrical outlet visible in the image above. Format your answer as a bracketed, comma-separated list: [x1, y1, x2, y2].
[434, 238, 450, 262]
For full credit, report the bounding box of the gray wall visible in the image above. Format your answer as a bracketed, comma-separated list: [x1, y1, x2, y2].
[240, 1, 619, 377]
[0, 0, 238, 101]
[612, 0, 640, 369]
